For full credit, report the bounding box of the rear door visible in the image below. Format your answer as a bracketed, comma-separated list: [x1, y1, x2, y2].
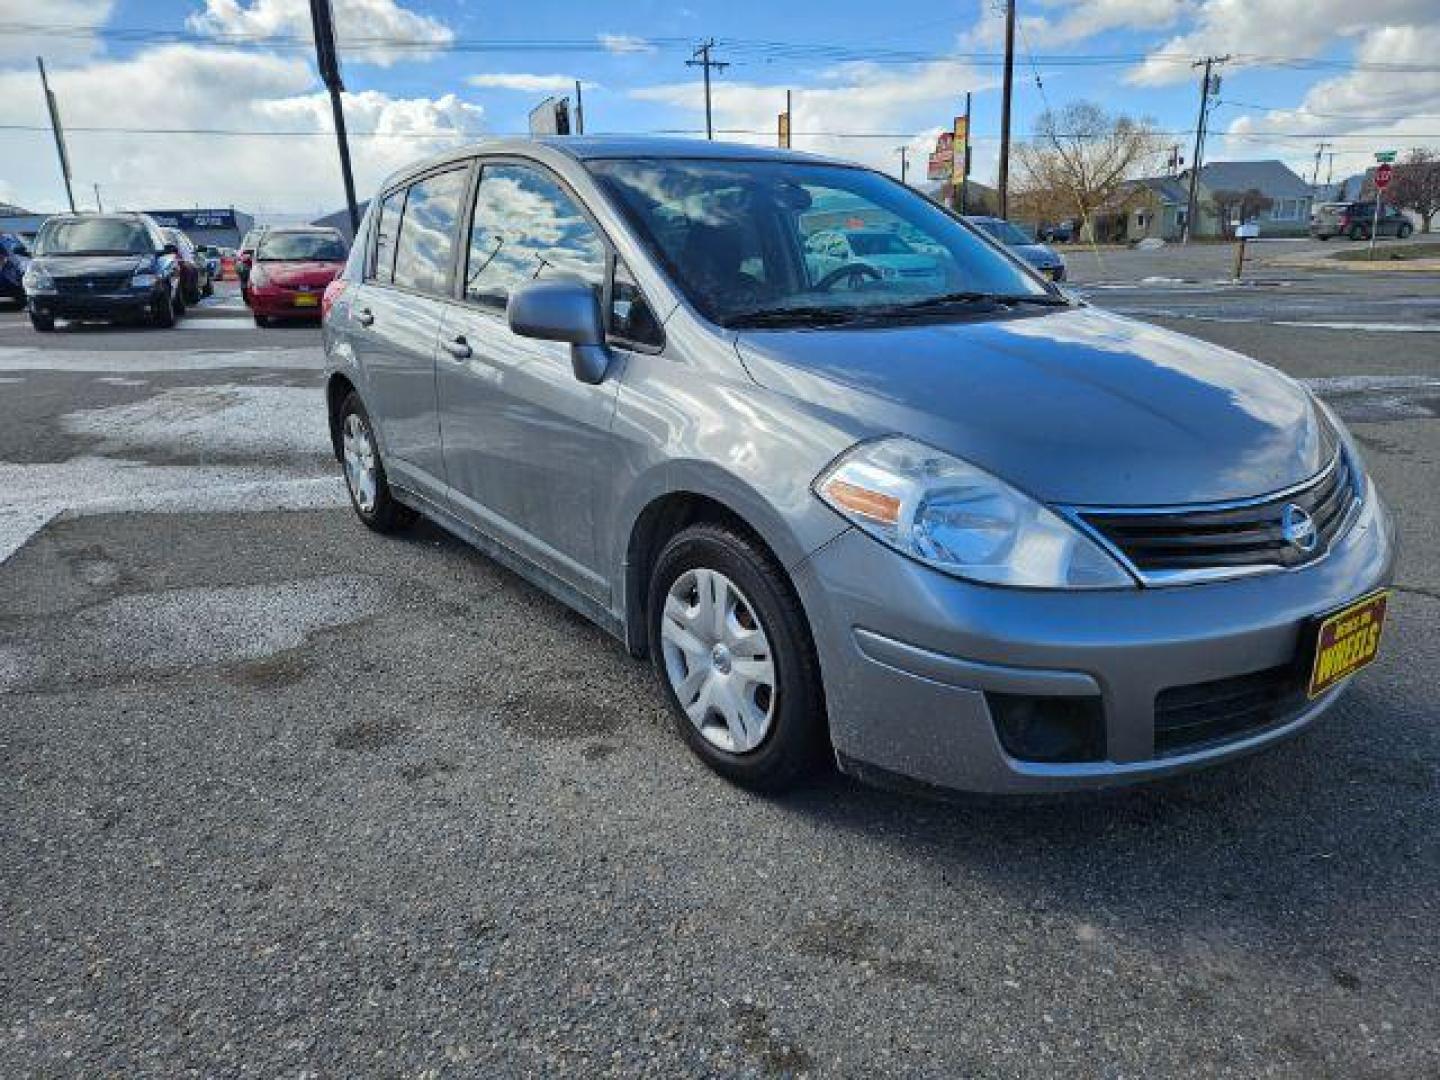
[435, 159, 621, 601]
[349, 165, 472, 504]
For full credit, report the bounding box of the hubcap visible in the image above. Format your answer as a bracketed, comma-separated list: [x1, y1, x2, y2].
[660, 568, 776, 754]
[341, 412, 378, 513]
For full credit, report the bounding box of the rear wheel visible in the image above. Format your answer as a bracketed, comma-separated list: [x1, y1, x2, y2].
[29, 311, 55, 332]
[338, 391, 416, 533]
[647, 523, 826, 791]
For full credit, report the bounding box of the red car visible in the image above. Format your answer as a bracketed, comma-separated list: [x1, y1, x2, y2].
[247, 228, 348, 326]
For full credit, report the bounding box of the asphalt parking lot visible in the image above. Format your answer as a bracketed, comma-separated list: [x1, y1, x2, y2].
[2, 264, 1438, 1076]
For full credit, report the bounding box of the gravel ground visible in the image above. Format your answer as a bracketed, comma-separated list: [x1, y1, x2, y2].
[1, 285, 1437, 1076]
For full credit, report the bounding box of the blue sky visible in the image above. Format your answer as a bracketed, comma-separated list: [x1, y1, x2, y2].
[1, 0, 1436, 215]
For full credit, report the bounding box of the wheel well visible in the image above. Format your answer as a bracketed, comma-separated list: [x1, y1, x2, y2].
[623, 491, 784, 658]
[325, 374, 355, 461]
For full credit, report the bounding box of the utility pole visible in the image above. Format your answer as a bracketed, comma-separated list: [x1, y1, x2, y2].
[960, 91, 972, 214]
[1326, 152, 1336, 187]
[308, 0, 359, 236]
[36, 58, 76, 213]
[686, 40, 728, 141]
[997, 0, 1016, 218]
[896, 146, 909, 184]
[574, 79, 585, 135]
[93, 183, 102, 212]
[1311, 141, 1332, 186]
[1182, 55, 1228, 244]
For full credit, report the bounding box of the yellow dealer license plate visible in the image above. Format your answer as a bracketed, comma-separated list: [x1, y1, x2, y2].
[1307, 590, 1388, 699]
[293, 292, 319, 307]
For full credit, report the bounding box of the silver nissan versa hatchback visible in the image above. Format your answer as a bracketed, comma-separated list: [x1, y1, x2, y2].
[321, 137, 1394, 795]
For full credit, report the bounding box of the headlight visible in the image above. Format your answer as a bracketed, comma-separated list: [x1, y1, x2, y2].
[131, 272, 158, 287]
[814, 437, 1134, 589]
[22, 265, 54, 293]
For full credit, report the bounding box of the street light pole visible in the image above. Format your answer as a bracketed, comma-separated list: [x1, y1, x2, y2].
[308, 0, 360, 237]
[36, 57, 76, 213]
[997, 0, 1016, 219]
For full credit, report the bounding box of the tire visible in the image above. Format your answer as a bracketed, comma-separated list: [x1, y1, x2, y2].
[338, 391, 416, 534]
[1317, 235, 1329, 241]
[1348, 225, 1366, 241]
[1398, 223, 1413, 239]
[202, 274, 214, 298]
[29, 311, 55, 332]
[151, 287, 176, 328]
[253, 313, 270, 328]
[647, 523, 826, 791]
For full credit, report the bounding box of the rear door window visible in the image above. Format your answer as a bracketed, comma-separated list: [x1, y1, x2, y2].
[391, 167, 469, 295]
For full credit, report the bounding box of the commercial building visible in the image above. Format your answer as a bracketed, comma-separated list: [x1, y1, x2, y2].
[0, 205, 254, 249]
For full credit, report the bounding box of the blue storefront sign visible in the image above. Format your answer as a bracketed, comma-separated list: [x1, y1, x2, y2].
[146, 209, 238, 231]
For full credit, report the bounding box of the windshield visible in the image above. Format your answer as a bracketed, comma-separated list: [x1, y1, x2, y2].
[590, 159, 1049, 327]
[257, 232, 347, 261]
[974, 219, 1035, 246]
[35, 218, 152, 256]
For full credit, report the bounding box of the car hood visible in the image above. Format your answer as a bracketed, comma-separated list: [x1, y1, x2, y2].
[258, 260, 343, 285]
[735, 305, 1330, 506]
[37, 254, 149, 278]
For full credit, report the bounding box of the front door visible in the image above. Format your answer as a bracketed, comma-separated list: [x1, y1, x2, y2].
[436, 161, 619, 602]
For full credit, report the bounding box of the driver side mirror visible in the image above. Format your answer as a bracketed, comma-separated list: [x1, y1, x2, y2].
[508, 278, 611, 385]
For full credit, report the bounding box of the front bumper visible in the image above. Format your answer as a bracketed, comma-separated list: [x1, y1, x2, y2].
[795, 478, 1395, 794]
[29, 287, 162, 320]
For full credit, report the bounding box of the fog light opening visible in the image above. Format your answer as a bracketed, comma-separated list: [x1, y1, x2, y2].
[988, 693, 1106, 764]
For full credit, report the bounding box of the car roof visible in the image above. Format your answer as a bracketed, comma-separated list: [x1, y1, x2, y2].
[376, 135, 855, 196]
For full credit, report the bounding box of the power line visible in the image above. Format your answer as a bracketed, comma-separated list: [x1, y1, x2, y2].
[686, 39, 729, 141]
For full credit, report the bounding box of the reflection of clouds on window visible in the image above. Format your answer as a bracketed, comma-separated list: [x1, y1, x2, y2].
[392, 168, 467, 295]
[465, 165, 604, 306]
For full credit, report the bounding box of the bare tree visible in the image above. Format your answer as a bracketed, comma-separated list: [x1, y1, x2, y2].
[1208, 188, 1275, 238]
[1013, 102, 1163, 240]
[1386, 148, 1440, 233]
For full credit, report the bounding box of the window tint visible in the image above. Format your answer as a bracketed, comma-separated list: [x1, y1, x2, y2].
[611, 258, 663, 347]
[392, 168, 468, 294]
[370, 188, 405, 285]
[464, 163, 606, 307]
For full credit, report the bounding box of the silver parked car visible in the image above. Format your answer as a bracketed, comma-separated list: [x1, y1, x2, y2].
[322, 138, 1394, 795]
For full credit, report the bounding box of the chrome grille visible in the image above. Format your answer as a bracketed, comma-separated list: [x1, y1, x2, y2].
[1076, 452, 1358, 583]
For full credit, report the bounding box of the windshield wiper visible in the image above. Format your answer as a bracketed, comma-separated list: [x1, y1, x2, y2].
[724, 305, 875, 329]
[888, 290, 1070, 313]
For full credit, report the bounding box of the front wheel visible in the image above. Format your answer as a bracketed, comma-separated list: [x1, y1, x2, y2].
[29, 311, 55, 332]
[151, 287, 176, 328]
[648, 524, 826, 791]
[338, 392, 416, 533]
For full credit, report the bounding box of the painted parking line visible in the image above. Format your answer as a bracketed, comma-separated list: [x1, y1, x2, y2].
[177, 317, 262, 330]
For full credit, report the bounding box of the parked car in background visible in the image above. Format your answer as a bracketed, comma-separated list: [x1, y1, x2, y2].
[966, 215, 1067, 281]
[1037, 221, 1075, 243]
[23, 212, 184, 331]
[0, 232, 31, 306]
[237, 227, 267, 300]
[321, 138, 1392, 796]
[803, 228, 945, 287]
[247, 226, 347, 326]
[162, 228, 213, 303]
[1310, 201, 1413, 241]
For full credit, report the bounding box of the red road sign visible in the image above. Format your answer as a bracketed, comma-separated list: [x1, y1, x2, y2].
[1375, 163, 1394, 189]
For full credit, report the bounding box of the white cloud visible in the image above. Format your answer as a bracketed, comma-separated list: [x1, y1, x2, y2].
[467, 73, 597, 94]
[1219, 25, 1440, 180]
[0, 45, 484, 214]
[599, 33, 656, 55]
[1127, 0, 1438, 86]
[969, 0, 1183, 49]
[630, 59, 998, 178]
[187, 0, 453, 66]
[0, 0, 116, 64]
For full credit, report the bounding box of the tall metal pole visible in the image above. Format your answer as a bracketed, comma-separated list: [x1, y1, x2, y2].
[36, 58, 76, 213]
[93, 183, 102, 212]
[687, 40, 728, 141]
[896, 146, 909, 184]
[1182, 56, 1227, 244]
[997, 0, 1016, 219]
[574, 79, 585, 135]
[960, 91, 972, 215]
[308, 0, 359, 236]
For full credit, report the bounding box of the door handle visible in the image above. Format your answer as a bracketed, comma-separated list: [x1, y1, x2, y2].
[442, 335, 472, 360]
[356, 307, 374, 327]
